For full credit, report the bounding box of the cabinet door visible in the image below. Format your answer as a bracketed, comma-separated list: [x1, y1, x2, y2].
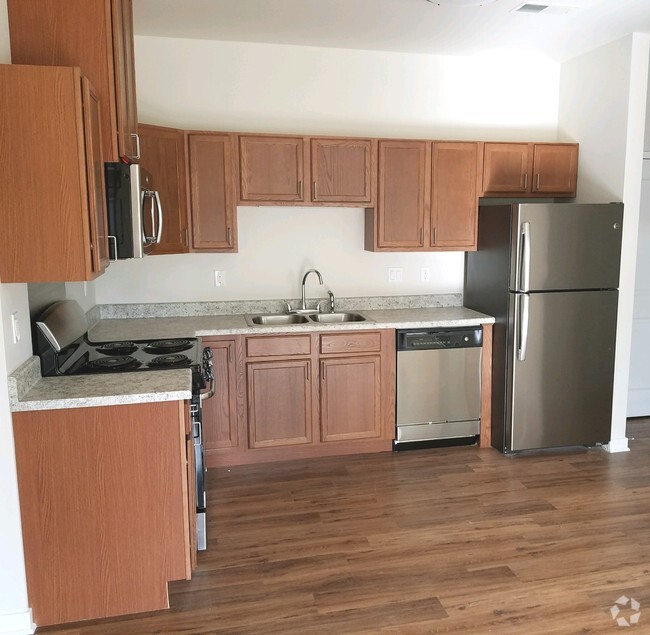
[482, 143, 533, 194]
[139, 124, 190, 254]
[82, 78, 111, 275]
[0, 65, 105, 282]
[239, 135, 307, 202]
[431, 142, 479, 249]
[7, 0, 137, 164]
[111, 0, 139, 161]
[247, 360, 312, 448]
[202, 340, 238, 451]
[375, 140, 428, 249]
[532, 144, 578, 196]
[321, 356, 381, 442]
[311, 138, 373, 203]
[188, 133, 237, 251]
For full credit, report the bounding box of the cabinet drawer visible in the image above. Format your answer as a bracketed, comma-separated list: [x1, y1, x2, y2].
[246, 335, 311, 358]
[320, 332, 382, 355]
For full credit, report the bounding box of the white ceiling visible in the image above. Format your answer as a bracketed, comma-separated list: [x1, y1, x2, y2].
[132, 0, 650, 62]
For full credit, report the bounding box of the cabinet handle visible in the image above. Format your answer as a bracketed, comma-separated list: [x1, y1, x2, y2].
[321, 362, 325, 381]
[226, 227, 232, 246]
[228, 343, 233, 363]
[432, 227, 437, 245]
[419, 227, 424, 245]
[298, 180, 303, 199]
[307, 363, 310, 381]
[313, 181, 317, 199]
[523, 173, 528, 190]
[535, 174, 541, 191]
[184, 227, 189, 247]
[131, 133, 141, 160]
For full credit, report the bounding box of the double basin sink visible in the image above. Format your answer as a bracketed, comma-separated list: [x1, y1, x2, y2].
[245, 312, 369, 327]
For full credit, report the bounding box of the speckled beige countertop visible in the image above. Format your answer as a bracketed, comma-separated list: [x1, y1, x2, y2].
[88, 306, 493, 341]
[10, 306, 493, 412]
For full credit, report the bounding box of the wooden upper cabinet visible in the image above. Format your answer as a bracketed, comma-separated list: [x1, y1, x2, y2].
[431, 142, 479, 249]
[188, 133, 237, 252]
[138, 124, 190, 255]
[83, 78, 111, 274]
[239, 135, 307, 203]
[366, 140, 479, 252]
[7, 0, 138, 163]
[482, 143, 533, 194]
[0, 65, 108, 282]
[112, 0, 139, 161]
[370, 140, 428, 250]
[482, 142, 579, 197]
[310, 138, 374, 204]
[531, 143, 578, 196]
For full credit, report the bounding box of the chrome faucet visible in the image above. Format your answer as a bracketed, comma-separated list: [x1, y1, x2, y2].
[301, 269, 323, 311]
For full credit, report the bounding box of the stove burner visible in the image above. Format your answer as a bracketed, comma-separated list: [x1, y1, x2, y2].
[88, 356, 142, 371]
[96, 341, 138, 356]
[142, 339, 194, 354]
[148, 354, 193, 368]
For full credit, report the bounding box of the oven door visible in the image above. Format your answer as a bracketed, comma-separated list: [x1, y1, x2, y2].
[190, 394, 207, 551]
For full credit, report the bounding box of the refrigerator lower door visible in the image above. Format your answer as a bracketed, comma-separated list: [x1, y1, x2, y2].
[506, 289, 618, 452]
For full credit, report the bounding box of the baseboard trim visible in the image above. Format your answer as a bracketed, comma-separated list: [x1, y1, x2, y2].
[0, 608, 35, 635]
[604, 437, 630, 453]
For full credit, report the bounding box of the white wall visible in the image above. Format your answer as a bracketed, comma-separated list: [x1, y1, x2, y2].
[95, 36, 561, 305]
[98, 207, 464, 304]
[558, 33, 650, 451]
[629, 159, 650, 416]
[0, 1, 35, 631]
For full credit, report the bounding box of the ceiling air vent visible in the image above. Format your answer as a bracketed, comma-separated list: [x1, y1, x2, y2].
[514, 3, 551, 13]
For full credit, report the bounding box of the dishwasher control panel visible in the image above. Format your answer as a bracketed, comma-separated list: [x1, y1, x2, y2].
[397, 327, 482, 351]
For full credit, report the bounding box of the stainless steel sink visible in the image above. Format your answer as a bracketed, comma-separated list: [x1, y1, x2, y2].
[309, 312, 367, 323]
[246, 314, 310, 326]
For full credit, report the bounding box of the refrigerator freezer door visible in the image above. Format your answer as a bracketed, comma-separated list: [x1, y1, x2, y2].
[506, 289, 618, 451]
[510, 203, 623, 292]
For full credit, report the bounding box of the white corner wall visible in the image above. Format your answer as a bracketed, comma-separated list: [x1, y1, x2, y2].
[95, 37, 561, 305]
[558, 33, 650, 451]
[0, 1, 36, 632]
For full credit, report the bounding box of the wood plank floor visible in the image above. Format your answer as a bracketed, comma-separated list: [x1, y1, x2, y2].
[42, 420, 650, 634]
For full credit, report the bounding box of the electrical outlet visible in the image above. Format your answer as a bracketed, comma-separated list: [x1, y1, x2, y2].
[11, 312, 20, 343]
[421, 267, 431, 282]
[388, 268, 403, 282]
[214, 271, 225, 287]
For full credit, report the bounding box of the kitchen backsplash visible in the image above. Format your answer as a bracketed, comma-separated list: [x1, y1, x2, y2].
[99, 293, 462, 319]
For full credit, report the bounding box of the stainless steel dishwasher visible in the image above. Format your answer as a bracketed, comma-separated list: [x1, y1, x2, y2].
[395, 327, 482, 446]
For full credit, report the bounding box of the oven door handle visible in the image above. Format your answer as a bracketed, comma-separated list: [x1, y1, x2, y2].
[200, 377, 215, 401]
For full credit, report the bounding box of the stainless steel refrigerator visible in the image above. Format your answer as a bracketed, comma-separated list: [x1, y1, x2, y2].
[464, 202, 623, 453]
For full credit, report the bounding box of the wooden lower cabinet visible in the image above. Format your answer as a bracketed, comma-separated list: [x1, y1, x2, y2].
[320, 356, 382, 442]
[247, 359, 313, 448]
[12, 401, 192, 627]
[202, 339, 238, 453]
[202, 330, 395, 467]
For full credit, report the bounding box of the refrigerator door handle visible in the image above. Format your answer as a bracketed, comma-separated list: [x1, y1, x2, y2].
[520, 221, 531, 292]
[517, 293, 530, 361]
